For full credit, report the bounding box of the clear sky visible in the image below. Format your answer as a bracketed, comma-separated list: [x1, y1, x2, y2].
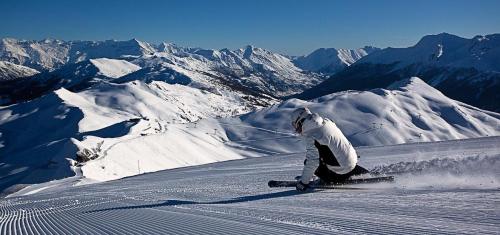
[1, 0, 499, 55]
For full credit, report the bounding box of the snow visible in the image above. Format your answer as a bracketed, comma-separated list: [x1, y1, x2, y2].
[297, 33, 500, 113]
[0, 79, 268, 194]
[88, 58, 141, 78]
[0, 61, 39, 81]
[72, 77, 499, 181]
[1, 38, 327, 97]
[2, 75, 498, 197]
[80, 121, 243, 181]
[359, 33, 500, 72]
[238, 77, 500, 147]
[0, 38, 69, 71]
[436, 43, 443, 58]
[0, 34, 499, 233]
[293, 46, 380, 74]
[18, 58, 143, 94]
[131, 44, 325, 97]
[1, 136, 499, 234]
[0, 38, 154, 71]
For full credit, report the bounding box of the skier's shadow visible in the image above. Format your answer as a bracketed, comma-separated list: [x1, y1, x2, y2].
[85, 190, 302, 213]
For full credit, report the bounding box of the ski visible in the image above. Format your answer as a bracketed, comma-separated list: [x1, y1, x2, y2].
[268, 175, 394, 188]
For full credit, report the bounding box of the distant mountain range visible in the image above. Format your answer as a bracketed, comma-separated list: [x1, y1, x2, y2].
[0, 38, 155, 71]
[297, 33, 500, 112]
[293, 46, 380, 74]
[0, 38, 376, 99]
[1, 33, 499, 112]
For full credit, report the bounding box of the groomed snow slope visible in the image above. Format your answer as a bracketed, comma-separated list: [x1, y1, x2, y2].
[1, 136, 499, 234]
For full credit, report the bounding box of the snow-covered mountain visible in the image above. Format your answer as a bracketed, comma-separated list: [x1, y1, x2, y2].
[0, 38, 69, 71]
[130, 45, 325, 97]
[1, 77, 498, 194]
[1, 38, 327, 105]
[39, 58, 142, 88]
[0, 61, 39, 81]
[360, 33, 500, 72]
[293, 46, 380, 74]
[0, 38, 155, 71]
[298, 33, 500, 112]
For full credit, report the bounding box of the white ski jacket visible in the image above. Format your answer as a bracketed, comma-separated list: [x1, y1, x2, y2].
[299, 113, 358, 184]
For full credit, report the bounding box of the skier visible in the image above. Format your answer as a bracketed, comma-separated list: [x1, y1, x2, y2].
[291, 107, 370, 192]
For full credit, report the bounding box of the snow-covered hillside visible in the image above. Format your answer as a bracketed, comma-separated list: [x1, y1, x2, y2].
[75, 77, 500, 182]
[0, 61, 39, 81]
[293, 46, 380, 74]
[1, 76, 498, 196]
[0, 78, 273, 195]
[235, 77, 500, 147]
[298, 33, 500, 112]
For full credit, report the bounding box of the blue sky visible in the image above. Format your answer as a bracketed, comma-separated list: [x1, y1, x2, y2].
[1, 0, 499, 55]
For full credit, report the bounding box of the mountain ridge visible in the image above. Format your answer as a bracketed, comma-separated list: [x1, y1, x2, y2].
[297, 33, 500, 112]
[293, 46, 380, 74]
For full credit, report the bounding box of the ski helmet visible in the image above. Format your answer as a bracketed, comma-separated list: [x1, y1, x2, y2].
[291, 107, 312, 133]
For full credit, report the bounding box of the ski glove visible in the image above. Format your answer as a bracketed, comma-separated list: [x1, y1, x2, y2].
[296, 181, 310, 192]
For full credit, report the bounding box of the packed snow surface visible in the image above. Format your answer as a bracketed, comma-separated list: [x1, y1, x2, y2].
[1, 136, 499, 234]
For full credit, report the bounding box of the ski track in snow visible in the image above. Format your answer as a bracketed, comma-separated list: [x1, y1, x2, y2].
[0, 137, 499, 234]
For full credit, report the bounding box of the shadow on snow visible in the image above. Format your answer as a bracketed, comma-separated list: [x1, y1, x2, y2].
[85, 189, 303, 213]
